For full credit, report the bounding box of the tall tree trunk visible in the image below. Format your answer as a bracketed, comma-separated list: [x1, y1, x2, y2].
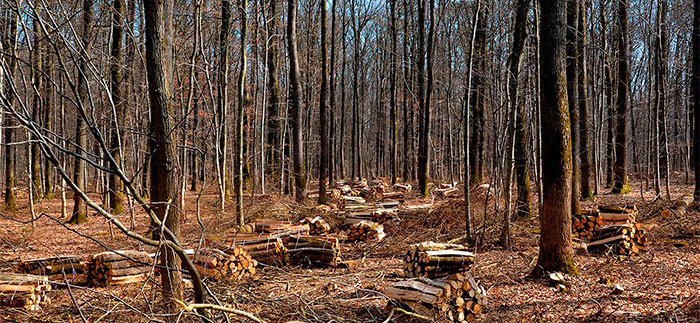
[68, 0, 94, 224]
[328, 0, 337, 183]
[501, 0, 531, 247]
[566, 0, 580, 214]
[390, 0, 398, 185]
[612, 0, 630, 194]
[318, 0, 329, 204]
[512, 0, 531, 219]
[578, 0, 593, 200]
[143, 0, 183, 310]
[31, 0, 43, 200]
[288, 0, 306, 202]
[655, 0, 670, 199]
[534, 0, 577, 276]
[108, 0, 125, 214]
[416, 0, 430, 197]
[42, 51, 54, 198]
[469, 5, 487, 186]
[2, 8, 18, 211]
[266, 0, 281, 179]
[693, 0, 700, 199]
[217, 0, 231, 210]
[402, 0, 411, 182]
[236, 0, 248, 224]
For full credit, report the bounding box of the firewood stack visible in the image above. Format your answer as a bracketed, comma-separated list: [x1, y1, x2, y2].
[403, 242, 475, 278]
[0, 273, 51, 312]
[216, 234, 287, 265]
[588, 224, 647, 255]
[599, 205, 638, 225]
[191, 248, 256, 281]
[435, 183, 460, 199]
[19, 256, 88, 286]
[300, 216, 332, 235]
[87, 250, 153, 287]
[571, 209, 604, 240]
[393, 183, 412, 193]
[285, 235, 342, 266]
[346, 221, 386, 242]
[340, 196, 366, 209]
[382, 191, 405, 201]
[386, 273, 487, 322]
[371, 208, 400, 224]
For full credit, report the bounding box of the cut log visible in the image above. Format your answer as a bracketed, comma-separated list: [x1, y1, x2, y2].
[346, 221, 385, 242]
[403, 242, 475, 278]
[661, 193, 694, 218]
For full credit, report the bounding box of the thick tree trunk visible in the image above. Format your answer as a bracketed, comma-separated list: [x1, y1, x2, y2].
[612, 0, 630, 194]
[288, 0, 306, 202]
[31, 0, 43, 200]
[534, 0, 577, 276]
[68, 0, 94, 225]
[108, 0, 125, 214]
[143, 0, 183, 310]
[469, 6, 487, 186]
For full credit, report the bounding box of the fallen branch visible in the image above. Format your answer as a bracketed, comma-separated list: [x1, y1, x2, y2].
[174, 299, 267, 323]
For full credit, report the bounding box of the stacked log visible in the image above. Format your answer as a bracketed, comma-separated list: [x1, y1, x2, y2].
[346, 221, 386, 242]
[285, 235, 342, 267]
[371, 208, 400, 224]
[393, 183, 412, 193]
[588, 224, 647, 256]
[571, 210, 604, 240]
[400, 203, 434, 217]
[599, 205, 638, 225]
[191, 248, 256, 281]
[360, 186, 383, 200]
[435, 187, 460, 198]
[300, 216, 332, 235]
[382, 191, 405, 201]
[87, 250, 153, 287]
[216, 234, 287, 265]
[19, 256, 88, 286]
[0, 273, 51, 312]
[240, 220, 310, 238]
[403, 242, 475, 278]
[341, 196, 366, 208]
[385, 273, 487, 322]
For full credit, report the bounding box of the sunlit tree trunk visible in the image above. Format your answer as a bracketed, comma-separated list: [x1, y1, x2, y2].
[235, 0, 248, 224]
[108, 0, 125, 214]
[288, 0, 306, 202]
[318, 0, 329, 204]
[612, 0, 630, 194]
[578, 0, 593, 200]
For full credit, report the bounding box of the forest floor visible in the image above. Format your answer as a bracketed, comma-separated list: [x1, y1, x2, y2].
[1, 176, 700, 322]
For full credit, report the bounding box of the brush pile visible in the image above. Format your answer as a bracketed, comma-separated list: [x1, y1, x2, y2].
[300, 216, 332, 235]
[386, 272, 487, 322]
[19, 256, 88, 286]
[285, 235, 341, 267]
[346, 221, 386, 242]
[403, 242, 475, 278]
[87, 250, 153, 287]
[191, 247, 256, 281]
[0, 273, 51, 312]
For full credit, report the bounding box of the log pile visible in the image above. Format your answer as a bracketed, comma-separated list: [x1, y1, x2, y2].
[0, 273, 51, 312]
[382, 191, 405, 201]
[216, 234, 287, 265]
[435, 185, 460, 198]
[346, 221, 386, 242]
[341, 196, 366, 208]
[192, 248, 256, 281]
[371, 208, 400, 224]
[400, 203, 434, 217]
[87, 250, 153, 287]
[393, 183, 412, 193]
[300, 216, 332, 235]
[403, 242, 475, 278]
[19, 256, 88, 286]
[571, 210, 604, 240]
[285, 235, 342, 266]
[588, 224, 647, 256]
[661, 193, 694, 218]
[386, 273, 487, 322]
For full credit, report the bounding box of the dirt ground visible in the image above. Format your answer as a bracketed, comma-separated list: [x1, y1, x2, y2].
[1, 178, 700, 322]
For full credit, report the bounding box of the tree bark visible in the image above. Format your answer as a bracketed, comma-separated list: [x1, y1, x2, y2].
[288, 0, 306, 202]
[512, 0, 531, 219]
[2, 8, 18, 211]
[566, 0, 580, 214]
[319, 0, 329, 204]
[469, 5, 487, 186]
[235, 0, 248, 224]
[693, 0, 700, 199]
[533, 0, 577, 276]
[612, 0, 630, 194]
[217, 0, 231, 210]
[31, 0, 43, 200]
[68, 0, 94, 224]
[390, 0, 398, 185]
[108, 0, 125, 214]
[266, 0, 281, 179]
[578, 0, 593, 200]
[143, 0, 183, 310]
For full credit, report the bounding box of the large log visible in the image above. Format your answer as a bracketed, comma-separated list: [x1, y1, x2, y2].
[661, 193, 694, 218]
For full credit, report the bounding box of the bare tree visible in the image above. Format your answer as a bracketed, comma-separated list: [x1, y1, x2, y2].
[108, 0, 126, 214]
[612, 0, 630, 194]
[288, 0, 306, 202]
